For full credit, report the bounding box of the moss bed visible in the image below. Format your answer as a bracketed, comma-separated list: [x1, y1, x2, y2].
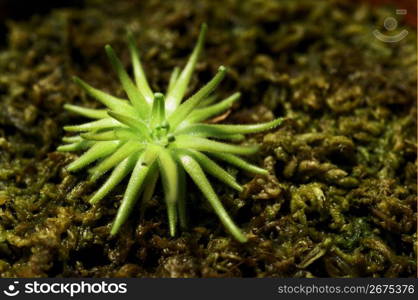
[0, 0, 416, 277]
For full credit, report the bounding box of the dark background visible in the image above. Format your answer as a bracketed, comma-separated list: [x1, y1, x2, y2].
[0, 0, 416, 27]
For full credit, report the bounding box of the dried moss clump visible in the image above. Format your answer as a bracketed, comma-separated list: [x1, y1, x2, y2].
[0, 0, 416, 277]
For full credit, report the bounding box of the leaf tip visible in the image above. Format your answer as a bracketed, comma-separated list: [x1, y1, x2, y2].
[154, 92, 164, 100]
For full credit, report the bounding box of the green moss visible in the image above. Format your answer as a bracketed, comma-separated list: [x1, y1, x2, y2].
[0, 0, 416, 277]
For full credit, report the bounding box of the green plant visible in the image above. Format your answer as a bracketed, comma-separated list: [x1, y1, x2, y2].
[58, 24, 283, 242]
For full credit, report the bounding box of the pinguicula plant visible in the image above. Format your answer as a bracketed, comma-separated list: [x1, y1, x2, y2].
[58, 24, 283, 242]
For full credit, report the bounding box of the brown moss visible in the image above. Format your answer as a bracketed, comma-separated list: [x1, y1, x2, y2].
[0, 0, 416, 277]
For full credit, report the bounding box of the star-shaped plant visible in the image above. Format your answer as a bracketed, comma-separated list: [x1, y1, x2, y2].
[58, 24, 282, 242]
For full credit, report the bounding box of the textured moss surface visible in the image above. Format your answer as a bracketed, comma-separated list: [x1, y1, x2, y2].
[0, 0, 416, 277]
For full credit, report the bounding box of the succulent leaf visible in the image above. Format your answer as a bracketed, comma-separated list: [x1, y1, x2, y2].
[59, 24, 283, 242]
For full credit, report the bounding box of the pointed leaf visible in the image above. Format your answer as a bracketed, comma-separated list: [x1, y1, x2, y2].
[81, 128, 139, 141]
[64, 104, 108, 119]
[105, 45, 150, 118]
[197, 94, 218, 108]
[73, 76, 134, 116]
[181, 149, 242, 192]
[178, 117, 284, 137]
[177, 151, 247, 242]
[90, 140, 144, 181]
[64, 118, 120, 132]
[140, 162, 159, 218]
[168, 66, 227, 128]
[57, 140, 93, 152]
[67, 141, 120, 172]
[209, 152, 268, 175]
[90, 155, 137, 204]
[186, 92, 240, 123]
[157, 147, 179, 237]
[62, 135, 83, 143]
[127, 31, 154, 103]
[166, 24, 207, 112]
[107, 111, 150, 140]
[174, 135, 259, 156]
[175, 124, 245, 141]
[111, 147, 158, 235]
[150, 93, 165, 129]
[176, 166, 187, 230]
[167, 67, 180, 95]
